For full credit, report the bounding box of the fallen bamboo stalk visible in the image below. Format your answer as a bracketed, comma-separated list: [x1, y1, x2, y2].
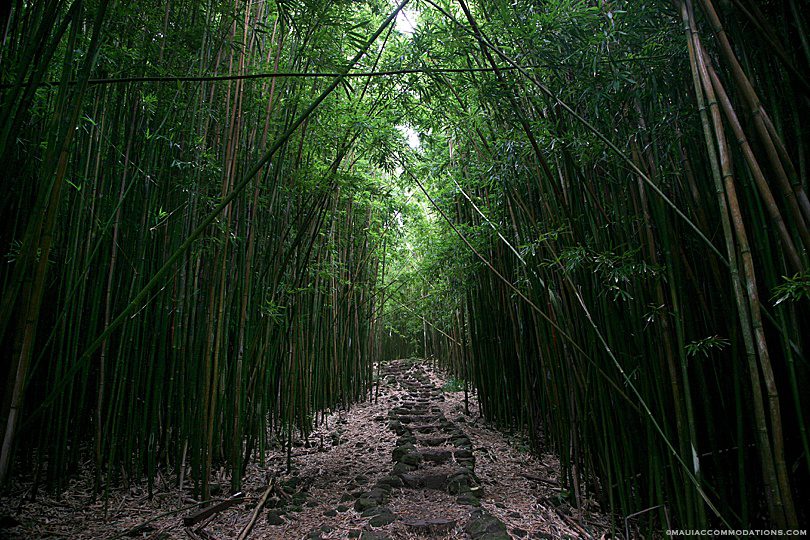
[110, 500, 222, 539]
[236, 481, 275, 540]
[182, 492, 244, 526]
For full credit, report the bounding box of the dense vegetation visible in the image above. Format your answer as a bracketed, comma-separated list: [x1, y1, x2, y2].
[1, 0, 808, 534]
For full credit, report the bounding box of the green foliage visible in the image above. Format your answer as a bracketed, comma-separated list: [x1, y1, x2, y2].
[771, 273, 810, 306]
[442, 377, 464, 392]
[684, 335, 730, 359]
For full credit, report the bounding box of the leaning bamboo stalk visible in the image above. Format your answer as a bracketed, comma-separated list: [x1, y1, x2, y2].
[686, 1, 796, 526]
[690, 15, 798, 530]
[698, 0, 810, 231]
[697, 51, 804, 272]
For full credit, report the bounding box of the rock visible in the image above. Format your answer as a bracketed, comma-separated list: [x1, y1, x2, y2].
[355, 474, 369, 485]
[396, 434, 416, 446]
[362, 505, 384, 517]
[360, 531, 391, 540]
[456, 492, 480, 506]
[354, 497, 378, 512]
[372, 481, 393, 493]
[401, 471, 448, 490]
[420, 449, 451, 463]
[392, 443, 416, 462]
[399, 451, 422, 466]
[464, 509, 509, 540]
[376, 475, 403, 488]
[282, 476, 300, 490]
[418, 436, 447, 447]
[403, 518, 457, 534]
[392, 462, 416, 475]
[368, 508, 397, 527]
[452, 436, 472, 448]
[367, 487, 389, 502]
[447, 474, 472, 494]
[266, 510, 285, 525]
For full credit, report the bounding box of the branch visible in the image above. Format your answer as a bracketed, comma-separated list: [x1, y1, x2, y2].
[0, 57, 670, 90]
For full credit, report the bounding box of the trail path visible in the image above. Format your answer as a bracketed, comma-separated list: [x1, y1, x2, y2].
[0, 359, 610, 539]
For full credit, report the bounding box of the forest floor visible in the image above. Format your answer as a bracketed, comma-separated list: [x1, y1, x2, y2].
[0, 359, 611, 539]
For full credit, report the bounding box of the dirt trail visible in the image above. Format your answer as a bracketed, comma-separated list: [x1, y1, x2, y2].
[0, 359, 610, 539]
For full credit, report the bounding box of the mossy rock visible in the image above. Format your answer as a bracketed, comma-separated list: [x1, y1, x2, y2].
[392, 443, 416, 462]
[360, 530, 392, 539]
[266, 510, 284, 525]
[367, 487, 389, 501]
[372, 482, 392, 493]
[354, 474, 369, 485]
[399, 452, 422, 467]
[369, 509, 397, 527]
[354, 497, 378, 512]
[376, 475, 403, 488]
[452, 437, 472, 448]
[392, 462, 416, 475]
[464, 510, 509, 540]
[395, 435, 416, 446]
[447, 472, 474, 495]
[282, 477, 301, 490]
[456, 492, 480, 506]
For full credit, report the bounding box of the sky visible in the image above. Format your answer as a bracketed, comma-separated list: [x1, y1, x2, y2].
[395, 7, 420, 36]
[394, 5, 421, 162]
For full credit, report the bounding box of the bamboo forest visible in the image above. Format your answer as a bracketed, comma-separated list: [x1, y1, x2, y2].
[1, 0, 809, 538]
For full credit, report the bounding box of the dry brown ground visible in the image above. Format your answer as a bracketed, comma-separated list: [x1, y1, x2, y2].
[0, 360, 611, 539]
